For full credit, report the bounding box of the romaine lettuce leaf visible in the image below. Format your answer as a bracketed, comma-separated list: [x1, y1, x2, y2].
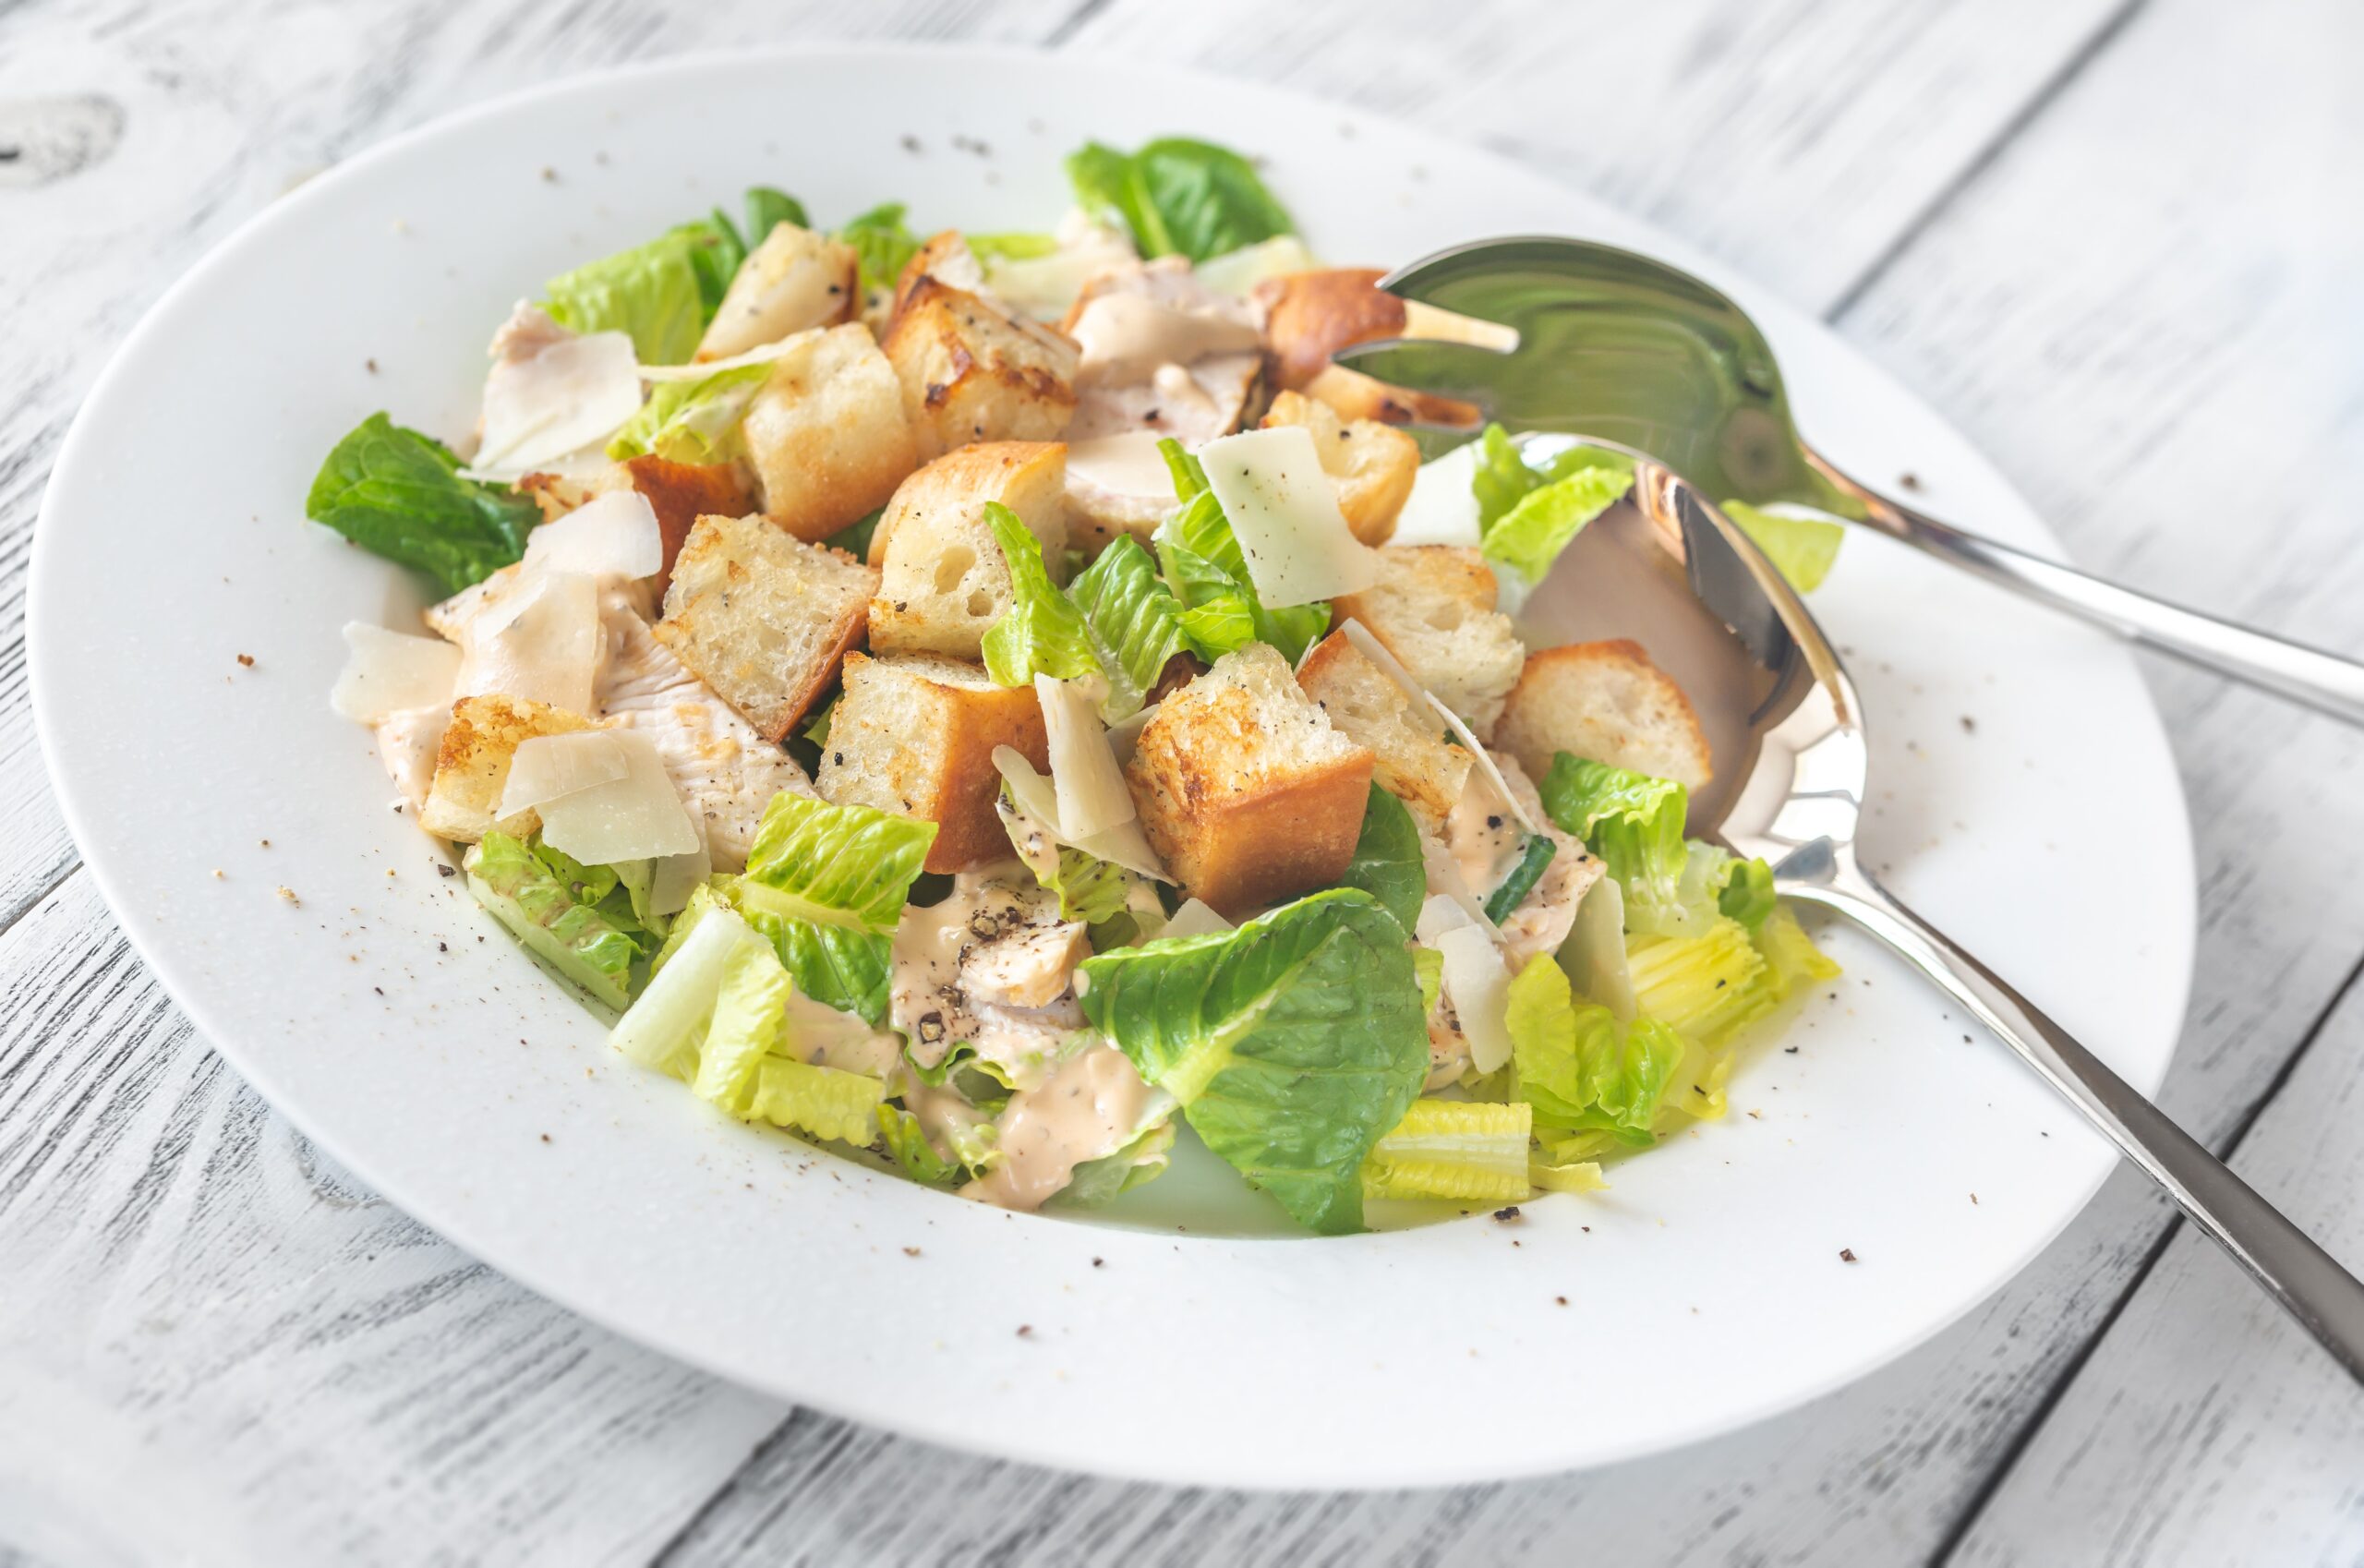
[1723, 501, 1844, 592]
[969, 231, 1059, 262]
[979, 501, 1106, 690]
[838, 201, 923, 296]
[1067, 535, 1191, 718]
[734, 890, 895, 1025]
[1529, 1155, 1608, 1193]
[1755, 904, 1842, 1000]
[464, 831, 643, 1009]
[1504, 952, 1684, 1148]
[1481, 464, 1634, 585]
[728, 187, 809, 250]
[1066, 137, 1296, 263]
[1362, 1098, 1533, 1203]
[1052, 1121, 1177, 1209]
[605, 361, 772, 464]
[1340, 782, 1426, 933]
[823, 508, 883, 561]
[1077, 888, 1429, 1234]
[741, 1056, 886, 1145]
[1626, 916, 1774, 1048]
[877, 1103, 962, 1184]
[1412, 945, 1445, 1015]
[737, 791, 937, 935]
[1152, 440, 1329, 664]
[305, 414, 537, 596]
[1538, 754, 1699, 931]
[1718, 853, 1779, 931]
[544, 213, 737, 365]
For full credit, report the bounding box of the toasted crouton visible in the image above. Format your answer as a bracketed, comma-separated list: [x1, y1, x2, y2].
[1255, 268, 1406, 392]
[696, 222, 859, 361]
[1124, 644, 1374, 917]
[891, 231, 992, 319]
[651, 513, 876, 742]
[741, 322, 919, 542]
[867, 442, 1068, 659]
[1260, 390, 1419, 546]
[1495, 640, 1713, 793]
[585, 455, 753, 592]
[1297, 631, 1472, 833]
[419, 694, 593, 842]
[884, 276, 1079, 460]
[1329, 547, 1525, 733]
[816, 652, 1050, 873]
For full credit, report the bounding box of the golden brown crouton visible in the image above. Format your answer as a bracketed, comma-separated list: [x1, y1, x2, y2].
[891, 230, 993, 319]
[1260, 390, 1419, 546]
[816, 652, 1051, 874]
[696, 222, 859, 360]
[866, 442, 1068, 659]
[741, 322, 919, 542]
[1330, 547, 1525, 733]
[1494, 640, 1714, 793]
[652, 513, 876, 742]
[1124, 644, 1374, 917]
[592, 456, 754, 592]
[883, 276, 1079, 460]
[1256, 268, 1407, 393]
[1297, 630, 1472, 833]
[419, 694, 593, 842]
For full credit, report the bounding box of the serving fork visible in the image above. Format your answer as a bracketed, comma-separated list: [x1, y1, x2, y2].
[1335, 236, 2364, 726]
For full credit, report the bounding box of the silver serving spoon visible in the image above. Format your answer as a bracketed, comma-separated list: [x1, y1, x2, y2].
[1335, 237, 2364, 726]
[1516, 428, 2364, 1381]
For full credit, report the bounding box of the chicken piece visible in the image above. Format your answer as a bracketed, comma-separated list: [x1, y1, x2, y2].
[1062, 259, 1265, 446]
[1445, 752, 1601, 970]
[889, 871, 1091, 1089]
[591, 591, 814, 871]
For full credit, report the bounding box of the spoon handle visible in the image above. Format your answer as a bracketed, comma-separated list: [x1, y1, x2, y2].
[1782, 862, 2364, 1384]
[1814, 459, 2364, 727]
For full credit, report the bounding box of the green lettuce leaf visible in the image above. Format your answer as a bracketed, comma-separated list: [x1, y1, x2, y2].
[1626, 916, 1775, 1048]
[729, 187, 809, 249]
[464, 831, 642, 1009]
[1361, 1098, 1534, 1203]
[838, 201, 923, 296]
[737, 791, 937, 935]
[1723, 501, 1844, 592]
[544, 205, 744, 364]
[741, 1056, 886, 1145]
[1077, 888, 1429, 1234]
[824, 509, 883, 561]
[1718, 853, 1778, 930]
[605, 361, 772, 464]
[305, 414, 537, 596]
[1412, 945, 1445, 1015]
[1755, 904, 1842, 1000]
[713, 874, 894, 1027]
[1505, 953, 1684, 1148]
[1481, 464, 1634, 585]
[1066, 138, 1296, 263]
[979, 501, 1106, 689]
[1340, 782, 1425, 933]
[1538, 754, 1720, 936]
[969, 231, 1059, 262]
[1053, 1121, 1177, 1209]
[1152, 439, 1329, 664]
[877, 1103, 963, 1184]
[1068, 535, 1192, 718]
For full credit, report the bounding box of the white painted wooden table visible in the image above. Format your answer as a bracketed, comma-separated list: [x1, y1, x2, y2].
[4, 1, 2360, 1562]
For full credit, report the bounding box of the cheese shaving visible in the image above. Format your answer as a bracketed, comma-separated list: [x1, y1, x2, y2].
[1197, 425, 1380, 608]
[331, 622, 461, 723]
[992, 745, 1169, 882]
[534, 729, 701, 864]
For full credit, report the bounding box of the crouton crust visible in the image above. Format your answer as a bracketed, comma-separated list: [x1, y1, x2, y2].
[866, 441, 1068, 659]
[599, 455, 753, 592]
[882, 277, 1079, 460]
[1330, 546, 1524, 733]
[1254, 268, 1406, 392]
[1494, 639, 1714, 792]
[419, 694, 593, 842]
[1123, 645, 1374, 917]
[816, 653, 1051, 873]
[1297, 630, 1472, 832]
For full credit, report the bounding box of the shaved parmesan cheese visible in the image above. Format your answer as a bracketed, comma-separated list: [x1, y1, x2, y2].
[1336, 618, 1538, 837]
[372, 706, 449, 813]
[476, 331, 643, 472]
[992, 746, 1169, 882]
[1161, 899, 1234, 940]
[1390, 440, 1484, 549]
[1418, 844, 1500, 940]
[1034, 674, 1137, 840]
[332, 621, 461, 723]
[647, 820, 711, 918]
[521, 489, 663, 583]
[535, 729, 701, 864]
[1437, 924, 1515, 1073]
[454, 569, 600, 713]
[1197, 426, 1380, 608]
[497, 730, 632, 817]
[1193, 235, 1319, 297]
[1562, 874, 1634, 1022]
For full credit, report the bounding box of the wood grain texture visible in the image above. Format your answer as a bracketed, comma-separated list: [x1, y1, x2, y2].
[1, 0, 2359, 1562]
[1059, 0, 2135, 314]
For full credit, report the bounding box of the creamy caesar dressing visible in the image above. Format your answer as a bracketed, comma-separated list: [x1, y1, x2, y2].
[779, 990, 901, 1080]
[962, 1043, 1159, 1212]
[1445, 768, 1525, 899]
[1071, 291, 1261, 388]
[889, 868, 1090, 1086]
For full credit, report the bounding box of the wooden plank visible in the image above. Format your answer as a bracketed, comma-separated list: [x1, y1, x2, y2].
[1945, 964, 2364, 1567]
[658, 0, 2364, 1562]
[1060, 0, 2133, 314]
[0, 872, 790, 1565]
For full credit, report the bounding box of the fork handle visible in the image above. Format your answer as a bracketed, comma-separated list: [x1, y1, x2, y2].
[1813, 457, 2364, 727]
[1780, 855, 2364, 1383]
